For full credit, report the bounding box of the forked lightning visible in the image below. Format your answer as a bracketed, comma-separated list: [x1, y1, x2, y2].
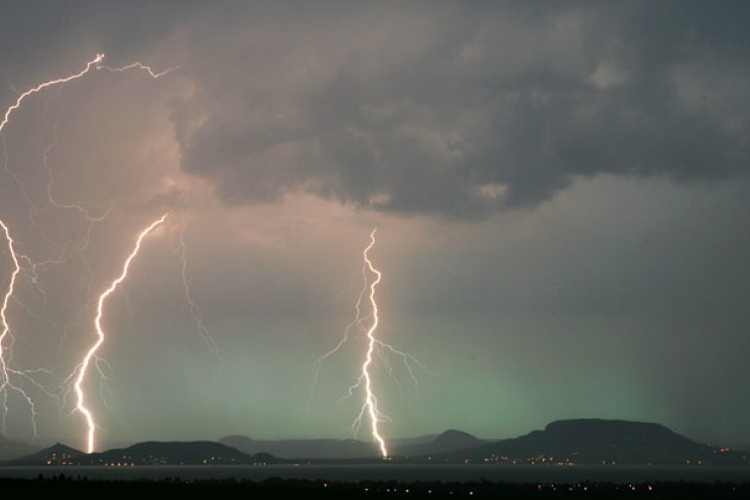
[0, 54, 214, 452]
[312, 229, 427, 458]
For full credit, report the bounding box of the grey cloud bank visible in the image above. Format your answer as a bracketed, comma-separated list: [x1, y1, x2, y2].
[169, 1, 749, 217]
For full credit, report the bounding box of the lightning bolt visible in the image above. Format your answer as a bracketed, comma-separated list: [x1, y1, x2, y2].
[311, 229, 428, 459]
[0, 223, 22, 357]
[0, 219, 38, 435]
[73, 213, 168, 454]
[1, 55, 104, 133]
[0, 55, 108, 438]
[1, 54, 177, 132]
[174, 219, 221, 360]
[0, 54, 191, 447]
[358, 228, 388, 457]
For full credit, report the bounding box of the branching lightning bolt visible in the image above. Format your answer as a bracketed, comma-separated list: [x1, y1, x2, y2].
[358, 228, 388, 457]
[0, 219, 39, 435]
[174, 220, 221, 360]
[73, 213, 168, 454]
[0, 54, 208, 449]
[311, 229, 428, 459]
[1, 55, 104, 133]
[0, 55, 110, 439]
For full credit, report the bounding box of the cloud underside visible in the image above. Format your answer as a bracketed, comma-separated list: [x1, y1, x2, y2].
[0, 2, 747, 219]
[167, 1, 749, 218]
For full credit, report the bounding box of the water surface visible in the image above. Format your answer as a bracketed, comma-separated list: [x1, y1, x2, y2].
[1, 464, 748, 483]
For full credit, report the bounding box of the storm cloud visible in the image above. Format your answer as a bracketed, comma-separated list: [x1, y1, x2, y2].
[164, 1, 750, 217]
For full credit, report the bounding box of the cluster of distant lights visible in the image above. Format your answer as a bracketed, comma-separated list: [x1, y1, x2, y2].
[45, 453, 261, 467]
[535, 483, 656, 494]
[360, 486, 475, 496]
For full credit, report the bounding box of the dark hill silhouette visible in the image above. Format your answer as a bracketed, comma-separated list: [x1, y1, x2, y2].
[3, 442, 84, 465]
[98, 440, 255, 465]
[3, 419, 747, 466]
[220, 434, 380, 459]
[2, 440, 288, 466]
[439, 419, 749, 465]
[396, 429, 485, 457]
[433, 429, 482, 448]
[219, 431, 476, 460]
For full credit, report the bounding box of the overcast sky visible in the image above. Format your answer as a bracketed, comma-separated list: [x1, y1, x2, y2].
[0, 1, 748, 452]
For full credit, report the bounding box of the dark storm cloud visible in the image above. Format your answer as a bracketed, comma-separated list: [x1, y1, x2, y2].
[164, 1, 750, 218]
[0, 1, 184, 80]
[3, 1, 747, 218]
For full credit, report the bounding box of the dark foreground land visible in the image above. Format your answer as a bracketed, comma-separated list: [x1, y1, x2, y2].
[0, 475, 747, 498]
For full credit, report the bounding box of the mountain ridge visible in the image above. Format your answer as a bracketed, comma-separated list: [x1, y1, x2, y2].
[219, 429, 485, 459]
[437, 418, 749, 465]
[2, 419, 748, 466]
[1, 440, 283, 466]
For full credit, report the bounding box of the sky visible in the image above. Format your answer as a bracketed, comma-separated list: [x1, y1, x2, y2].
[0, 1, 748, 452]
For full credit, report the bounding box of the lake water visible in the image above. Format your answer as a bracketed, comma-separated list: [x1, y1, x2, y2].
[1, 464, 749, 483]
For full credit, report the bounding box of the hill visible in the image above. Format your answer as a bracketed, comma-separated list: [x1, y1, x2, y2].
[93, 440, 268, 465]
[219, 430, 483, 460]
[437, 419, 749, 465]
[3, 442, 83, 465]
[3, 419, 747, 466]
[220, 435, 381, 459]
[3, 440, 287, 466]
[396, 429, 485, 457]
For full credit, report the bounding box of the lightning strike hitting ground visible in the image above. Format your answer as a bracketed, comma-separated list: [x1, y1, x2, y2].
[311, 229, 428, 458]
[358, 228, 388, 457]
[0, 54, 108, 436]
[0, 54, 195, 447]
[73, 213, 169, 454]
